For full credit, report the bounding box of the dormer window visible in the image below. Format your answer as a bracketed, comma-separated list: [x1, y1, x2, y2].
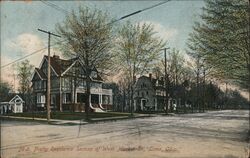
[91, 71, 97, 78]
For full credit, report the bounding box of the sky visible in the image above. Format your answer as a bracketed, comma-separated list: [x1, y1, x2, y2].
[0, 0, 205, 88]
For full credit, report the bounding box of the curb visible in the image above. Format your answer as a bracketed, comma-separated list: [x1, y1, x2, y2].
[0, 115, 153, 125]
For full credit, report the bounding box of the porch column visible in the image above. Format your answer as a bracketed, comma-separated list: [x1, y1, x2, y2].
[155, 98, 157, 111]
[168, 98, 171, 110]
[14, 103, 17, 113]
[110, 94, 113, 105]
[134, 99, 136, 112]
[140, 99, 143, 111]
[59, 77, 62, 112]
[75, 91, 77, 103]
[99, 94, 102, 104]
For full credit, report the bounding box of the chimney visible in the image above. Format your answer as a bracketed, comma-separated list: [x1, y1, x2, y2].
[133, 76, 136, 83]
[53, 55, 60, 59]
[161, 76, 164, 81]
[149, 73, 152, 80]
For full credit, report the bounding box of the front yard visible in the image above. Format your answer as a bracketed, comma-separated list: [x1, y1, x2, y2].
[6, 111, 132, 120]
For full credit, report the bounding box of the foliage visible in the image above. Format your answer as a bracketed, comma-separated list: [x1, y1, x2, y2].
[56, 6, 114, 75]
[115, 21, 165, 82]
[16, 60, 34, 111]
[114, 21, 165, 113]
[0, 82, 13, 102]
[102, 82, 122, 111]
[17, 60, 33, 94]
[187, 0, 249, 89]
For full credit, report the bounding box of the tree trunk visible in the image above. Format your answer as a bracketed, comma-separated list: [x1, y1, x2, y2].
[73, 78, 77, 112]
[85, 77, 91, 120]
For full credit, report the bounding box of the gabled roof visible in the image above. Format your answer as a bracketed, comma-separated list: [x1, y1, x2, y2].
[9, 95, 24, 103]
[32, 55, 103, 82]
[0, 94, 24, 103]
[137, 75, 165, 89]
[44, 55, 76, 76]
[35, 68, 46, 80]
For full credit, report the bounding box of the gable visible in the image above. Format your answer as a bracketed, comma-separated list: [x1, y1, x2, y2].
[135, 77, 154, 90]
[40, 57, 59, 77]
[31, 68, 47, 81]
[9, 95, 24, 103]
[62, 60, 86, 78]
[32, 71, 41, 81]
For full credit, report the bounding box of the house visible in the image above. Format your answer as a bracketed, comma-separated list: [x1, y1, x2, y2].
[133, 74, 166, 111]
[0, 94, 24, 114]
[31, 55, 113, 112]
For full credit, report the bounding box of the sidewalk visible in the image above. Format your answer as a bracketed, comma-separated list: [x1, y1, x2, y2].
[0, 115, 88, 125]
[0, 114, 152, 125]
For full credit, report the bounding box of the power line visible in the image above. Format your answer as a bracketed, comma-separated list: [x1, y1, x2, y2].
[1, 47, 47, 69]
[108, 1, 170, 24]
[0, 39, 67, 69]
[1, 1, 171, 69]
[40, 0, 70, 14]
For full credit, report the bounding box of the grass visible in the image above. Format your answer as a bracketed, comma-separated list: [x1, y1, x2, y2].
[6, 111, 132, 120]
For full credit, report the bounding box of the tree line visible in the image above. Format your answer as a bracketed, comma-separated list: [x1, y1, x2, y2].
[1, 1, 249, 114]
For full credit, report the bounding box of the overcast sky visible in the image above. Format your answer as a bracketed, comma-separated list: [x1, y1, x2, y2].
[1, 0, 205, 85]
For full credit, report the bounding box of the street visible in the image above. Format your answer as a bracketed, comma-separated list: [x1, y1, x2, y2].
[1, 110, 249, 158]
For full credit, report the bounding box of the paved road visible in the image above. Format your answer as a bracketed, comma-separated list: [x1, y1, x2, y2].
[1, 110, 249, 158]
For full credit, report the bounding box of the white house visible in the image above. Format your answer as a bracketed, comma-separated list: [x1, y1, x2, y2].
[0, 95, 24, 114]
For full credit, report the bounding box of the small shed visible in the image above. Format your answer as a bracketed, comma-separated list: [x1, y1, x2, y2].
[0, 95, 24, 114]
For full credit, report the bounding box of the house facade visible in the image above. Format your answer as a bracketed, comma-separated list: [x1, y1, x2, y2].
[0, 95, 24, 114]
[133, 74, 166, 111]
[31, 55, 113, 112]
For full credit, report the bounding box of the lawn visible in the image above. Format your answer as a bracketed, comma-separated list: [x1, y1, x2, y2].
[6, 111, 132, 120]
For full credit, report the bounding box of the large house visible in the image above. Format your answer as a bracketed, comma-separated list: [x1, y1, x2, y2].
[31, 55, 113, 112]
[133, 74, 166, 111]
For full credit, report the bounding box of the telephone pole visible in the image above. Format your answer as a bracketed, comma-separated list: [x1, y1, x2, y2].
[38, 29, 61, 123]
[163, 47, 170, 114]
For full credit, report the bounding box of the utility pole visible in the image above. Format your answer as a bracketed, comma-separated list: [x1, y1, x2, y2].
[203, 68, 205, 112]
[38, 29, 61, 123]
[163, 47, 170, 114]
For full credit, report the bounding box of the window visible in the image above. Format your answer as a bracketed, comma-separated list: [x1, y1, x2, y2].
[38, 81, 42, 89]
[91, 71, 97, 78]
[37, 93, 45, 103]
[34, 82, 38, 90]
[141, 92, 145, 98]
[43, 81, 46, 89]
[141, 83, 147, 88]
[51, 94, 56, 104]
[63, 78, 71, 88]
[146, 91, 148, 95]
[63, 93, 71, 103]
[37, 94, 41, 103]
[79, 80, 86, 88]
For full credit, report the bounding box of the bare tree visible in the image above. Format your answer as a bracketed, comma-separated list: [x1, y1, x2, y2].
[56, 7, 115, 119]
[115, 21, 165, 114]
[16, 60, 34, 112]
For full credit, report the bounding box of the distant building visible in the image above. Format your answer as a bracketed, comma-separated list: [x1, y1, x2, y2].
[133, 74, 166, 111]
[0, 94, 24, 114]
[31, 55, 113, 112]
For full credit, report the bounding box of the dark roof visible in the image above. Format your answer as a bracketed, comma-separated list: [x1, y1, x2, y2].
[35, 68, 46, 80]
[44, 55, 75, 76]
[93, 74, 103, 82]
[32, 55, 103, 82]
[1, 93, 19, 102]
[138, 76, 165, 88]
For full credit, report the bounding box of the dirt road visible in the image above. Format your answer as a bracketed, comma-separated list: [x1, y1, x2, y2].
[1, 110, 249, 158]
